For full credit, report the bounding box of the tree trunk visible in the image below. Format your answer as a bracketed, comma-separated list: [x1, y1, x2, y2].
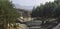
[42, 21, 44, 25]
[3, 19, 7, 29]
[41, 21, 44, 28]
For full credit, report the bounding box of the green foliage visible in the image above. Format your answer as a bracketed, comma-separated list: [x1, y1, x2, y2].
[0, 0, 18, 23]
[0, 0, 19, 29]
[31, 0, 60, 18]
[31, 0, 60, 29]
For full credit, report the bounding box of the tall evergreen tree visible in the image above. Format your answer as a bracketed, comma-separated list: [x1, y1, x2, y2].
[31, 0, 60, 29]
[0, 0, 18, 29]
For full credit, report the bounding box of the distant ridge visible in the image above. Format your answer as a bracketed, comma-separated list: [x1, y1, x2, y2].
[14, 4, 33, 11]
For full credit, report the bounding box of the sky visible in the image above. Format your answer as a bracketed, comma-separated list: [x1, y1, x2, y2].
[11, 0, 54, 11]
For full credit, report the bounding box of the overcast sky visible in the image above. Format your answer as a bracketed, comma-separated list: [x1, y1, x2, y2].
[12, 0, 54, 6]
[11, 0, 54, 11]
